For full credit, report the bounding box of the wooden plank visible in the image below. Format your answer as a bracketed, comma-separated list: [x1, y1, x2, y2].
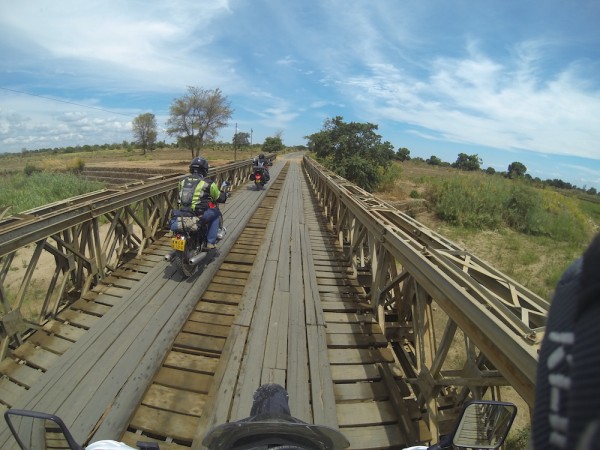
[0, 359, 43, 388]
[101, 275, 138, 289]
[195, 302, 238, 316]
[153, 367, 213, 394]
[141, 384, 205, 417]
[325, 322, 383, 335]
[174, 333, 226, 353]
[188, 311, 234, 327]
[57, 309, 99, 329]
[330, 364, 382, 382]
[231, 259, 278, 419]
[70, 299, 111, 316]
[327, 333, 388, 348]
[121, 431, 189, 450]
[182, 321, 231, 339]
[0, 377, 27, 407]
[211, 275, 247, 286]
[333, 381, 390, 402]
[12, 342, 60, 371]
[328, 347, 395, 364]
[28, 331, 72, 355]
[130, 405, 198, 443]
[341, 424, 406, 449]
[324, 312, 374, 324]
[298, 182, 338, 428]
[336, 400, 398, 427]
[321, 300, 370, 312]
[201, 291, 242, 305]
[162, 351, 219, 374]
[205, 283, 245, 296]
[43, 319, 86, 342]
[261, 292, 289, 383]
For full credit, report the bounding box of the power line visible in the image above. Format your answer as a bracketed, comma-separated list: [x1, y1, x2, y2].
[0, 87, 132, 117]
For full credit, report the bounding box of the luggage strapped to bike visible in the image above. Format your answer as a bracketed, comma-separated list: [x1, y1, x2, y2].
[169, 209, 201, 232]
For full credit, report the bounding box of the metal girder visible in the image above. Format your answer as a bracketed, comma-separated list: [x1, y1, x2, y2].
[302, 156, 548, 417]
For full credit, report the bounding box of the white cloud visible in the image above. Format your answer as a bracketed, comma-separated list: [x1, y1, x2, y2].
[338, 41, 600, 160]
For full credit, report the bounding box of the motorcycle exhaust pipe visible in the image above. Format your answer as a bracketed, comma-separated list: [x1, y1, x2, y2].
[189, 252, 209, 266]
[164, 250, 177, 262]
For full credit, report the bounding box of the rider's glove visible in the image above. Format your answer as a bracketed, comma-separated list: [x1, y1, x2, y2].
[226, 192, 231, 198]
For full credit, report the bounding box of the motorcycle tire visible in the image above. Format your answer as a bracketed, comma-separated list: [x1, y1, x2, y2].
[174, 239, 199, 277]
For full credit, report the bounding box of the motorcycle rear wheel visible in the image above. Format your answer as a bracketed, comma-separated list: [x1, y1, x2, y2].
[174, 240, 199, 277]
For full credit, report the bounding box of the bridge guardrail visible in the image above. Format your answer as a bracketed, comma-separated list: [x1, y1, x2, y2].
[302, 155, 547, 420]
[0, 155, 275, 361]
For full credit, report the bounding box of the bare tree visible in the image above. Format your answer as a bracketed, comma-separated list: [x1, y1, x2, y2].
[166, 86, 233, 158]
[131, 113, 157, 155]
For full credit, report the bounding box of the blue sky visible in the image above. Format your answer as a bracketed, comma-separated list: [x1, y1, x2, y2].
[1, 1, 599, 189]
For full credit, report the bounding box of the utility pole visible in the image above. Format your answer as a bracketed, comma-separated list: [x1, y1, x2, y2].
[250, 128, 253, 159]
[234, 122, 238, 161]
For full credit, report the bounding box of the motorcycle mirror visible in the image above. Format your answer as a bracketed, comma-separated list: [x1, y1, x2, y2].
[4, 409, 84, 450]
[451, 401, 517, 449]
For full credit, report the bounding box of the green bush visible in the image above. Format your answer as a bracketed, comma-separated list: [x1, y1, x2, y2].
[377, 163, 402, 192]
[426, 175, 591, 244]
[505, 425, 530, 450]
[24, 163, 42, 176]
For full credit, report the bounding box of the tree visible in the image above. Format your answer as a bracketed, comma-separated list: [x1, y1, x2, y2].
[166, 86, 233, 158]
[132, 113, 157, 155]
[305, 116, 395, 192]
[396, 147, 411, 161]
[233, 132, 250, 147]
[453, 153, 482, 171]
[507, 161, 527, 178]
[427, 155, 442, 166]
[262, 135, 285, 154]
[485, 167, 496, 175]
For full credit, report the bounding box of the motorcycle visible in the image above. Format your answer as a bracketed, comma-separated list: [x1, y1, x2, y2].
[3, 384, 517, 450]
[164, 181, 231, 277]
[249, 166, 267, 190]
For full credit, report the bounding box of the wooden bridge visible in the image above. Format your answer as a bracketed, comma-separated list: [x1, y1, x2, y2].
[0, 153, 548, 449]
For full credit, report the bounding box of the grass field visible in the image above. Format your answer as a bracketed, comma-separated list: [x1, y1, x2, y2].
[378, 160, 599, 300]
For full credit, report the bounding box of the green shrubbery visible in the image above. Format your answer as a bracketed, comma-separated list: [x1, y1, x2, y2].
[426, 174, 591, 244]
[1, 172, 104, 214]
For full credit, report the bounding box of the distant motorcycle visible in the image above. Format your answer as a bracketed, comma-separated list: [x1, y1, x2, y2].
[250, 166, 267, 190]
[165, 181, 230, 277]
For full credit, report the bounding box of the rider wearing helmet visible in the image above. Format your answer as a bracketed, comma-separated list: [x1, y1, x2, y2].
[178, 157, 228, 249]
[253, 153, 271, 182]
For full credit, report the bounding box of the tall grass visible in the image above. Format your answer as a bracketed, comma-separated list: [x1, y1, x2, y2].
[426, 174, 591, 244]
[0, 172, 104, 214]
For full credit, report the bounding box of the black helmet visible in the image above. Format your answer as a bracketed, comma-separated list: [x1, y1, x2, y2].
[259, 153, 265, 159]
[190, 157, 209, 175]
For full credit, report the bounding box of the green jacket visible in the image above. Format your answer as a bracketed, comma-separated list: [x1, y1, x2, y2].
[178, 175, 225, 215]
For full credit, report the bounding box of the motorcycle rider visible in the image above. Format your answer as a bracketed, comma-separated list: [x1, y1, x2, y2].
[178, 157, 228, 249]
[253, 153, 271, 183]
[531, 232, 600, 449]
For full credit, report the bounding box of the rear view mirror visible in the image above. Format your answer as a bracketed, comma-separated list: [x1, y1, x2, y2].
[4, 409, 83, 450]
[452, 401, 517, 449]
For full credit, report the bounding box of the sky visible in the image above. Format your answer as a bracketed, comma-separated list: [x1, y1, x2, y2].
[1, 1, 599, 190]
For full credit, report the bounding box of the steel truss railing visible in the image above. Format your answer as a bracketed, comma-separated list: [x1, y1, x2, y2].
[302, 156, 548, 438]
[0, 158, 261, 361]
